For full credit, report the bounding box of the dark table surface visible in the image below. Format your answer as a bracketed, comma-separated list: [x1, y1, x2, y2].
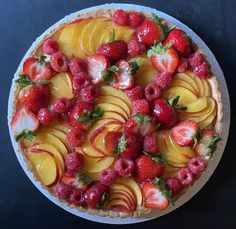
[1, 0, 235, 228]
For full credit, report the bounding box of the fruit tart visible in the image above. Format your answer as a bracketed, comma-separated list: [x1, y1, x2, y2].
[10, 7, 223, 218]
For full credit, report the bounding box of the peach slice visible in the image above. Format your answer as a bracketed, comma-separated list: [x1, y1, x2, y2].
[106, 198, 131, 212]
[109, 191, 134, 209]
[198, 108, 217, 129]
[102, 111, 126, 123]
[170, 79, 197, 95]
[162, 164, 179, 179]
[183, 97, 208, 113]
[202, 79, 211, 97]
[136, 66, 157, 87]
[27, 151, 58, 186]
[81, 139, 105, 159]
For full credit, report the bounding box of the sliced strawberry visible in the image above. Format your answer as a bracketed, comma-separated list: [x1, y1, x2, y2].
[142, 182, 169, 210]
[23, 57, 53, 82]
[171, 120, 199, 146]
[148, 42, 179, 74]
[86, 54, 110, 84]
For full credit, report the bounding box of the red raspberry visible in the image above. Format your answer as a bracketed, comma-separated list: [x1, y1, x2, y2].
[69, 189, 86, 206]
[67, 127, 86, 148]
[125, 85, 144, 101]
[55, 182, 72, 200]
[132, 99, 149, 115]
[188, 157, 206, 175]
[143, 135, 158, 154]
[128, 12, 144, 27]
[188, 52, 203, 69]
[145, 83, 161, 101]
[72, 73, 92, 98]
[114, 158, 134, 177]
[124, 118, 139, 134]
[177, 57, 189, 73]
[80, 85, 100, 103]
[50, 52, 69, 72]
[43, 39, 59, 55]
[193, 61, 210, 79]
[65, 151, 84, 171]
[177, 167, 194, 186]
[166, 177, 183, 195]
[155, 72, 173, 89]
[127, 39, 146, 57]
[69, 58, 87, 76]
[99, 168, 117, 186]
[54, 98, 71, 113]
[112, 9, 128, 26]
[37, 108, 55, 125]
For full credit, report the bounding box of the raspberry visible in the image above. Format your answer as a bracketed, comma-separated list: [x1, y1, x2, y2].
[99, 168, 117, 186]
[128, 12, 144, 27]
[72, 73, 92, 98]
[166, 177, 183, 195]
[177, 57, 189, 73]
[132, 99, 149, 115]
[67, 127, 86, 148]
[37, 108, 55, 125]
[65, 151, 84, 171]
[125, 85, 144, 101]
[80, 85, 100, 103]
[155, 72, 173, 89]
[69, 58, 87, 76]
[193, 61, 210, 79]
[127, 39, 146, 57]
[145, 83, 161, 101]
[112, 9, 128, 26]
[69, 189, 86, 206]
[43, 39, 59, 55]
[55, 182, 72, 200]
[188, 157, 206, 175]
[188, 52, 203, 69]
[54, 98, 71, 113]
[143, 135, 158, 154]
[50, 52, 69, 72]
[114, 158, 134, 177]
[177, 167, 194, 186]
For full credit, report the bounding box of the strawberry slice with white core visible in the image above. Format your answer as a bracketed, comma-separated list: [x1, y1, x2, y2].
[171, 120, 199, 146]
[86, 54, 110, 84]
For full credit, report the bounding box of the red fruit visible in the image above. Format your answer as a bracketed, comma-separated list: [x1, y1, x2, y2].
[65, 152, 84, 171]
[37, 108, 55, 125]
[135, 155, 164, 181]
[69, 189, 86, 206]
[193, 61, 210, 79]
[132, 99, 149, 115]
[149, 43, 179, 74]
[142, 182, 169, 210]
[177, 167, 194, 186]
[42, 39, 59, 55]
[55, 182, 72, 200]
[105, 131, 123, 153]
[54, 98, 71, 113]
[97, 40, 127, 63]
[124, 118, 139, 134]
[119, 133, 141, 159]
[138, 121, 157, 137]
[152, 99, 178, 129]
[188, 157, 207, 175]
[143, 135, 159, 154]
[166, 177, 183, 195]
[137, 19, 164, 45]
[114, 158, 134, 178]
[67, 127, 86, 148]
[19, 84, 51, 113]
[171, 120, 199, 146]
[112, 9, 128, 26]
[23, 57, 52, 82]
[177, 57, 189, 73]
[50, 52, 69, 72]
[163, 29, 191, 57]
[69, 58, 87, 76]
[80, 85, 100, 103]
[86, 54, 110, 84]
[125, 85, 144, 101]
[99, 168, 117, 186]
[188, 52, 203, 69]
[128, 12, 144, 27]
[127, 39, 146, 57]
[145, 83, 161, 101]
[155, 72, 173, 89]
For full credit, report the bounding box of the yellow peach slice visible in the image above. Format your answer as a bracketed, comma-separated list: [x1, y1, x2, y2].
[81, 139, 105, 158]
[111, 183, 136, 203]
[106, 197, 131, 211]
[170, 79, 197, 95]
[136, 66, 157, 87]
[202, 79, 211, 97]
[183, 97, 208, 113]
[102, 111, 126, 123]
[162, 164, 179, 179]
[198, 108, 217, 129]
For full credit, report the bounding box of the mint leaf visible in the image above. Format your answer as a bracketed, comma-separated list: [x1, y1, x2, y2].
[129, 60, 140, 75]
[134, 113, 153, 125]
[117, 134, 127, 154]
[77, 107, 104, 123]
[77, 116, 90, 122]
[15, 129, 35, 142]
[167, 96, 187, 111]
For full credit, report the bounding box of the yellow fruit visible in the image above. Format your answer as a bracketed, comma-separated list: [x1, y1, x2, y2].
[198, 107, 217, 128]
[102, 111, 126, 123]
[184, 97, 208, 113]
[170, 79, 196, 95]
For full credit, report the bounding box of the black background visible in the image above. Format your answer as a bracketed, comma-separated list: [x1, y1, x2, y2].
[0, 0, 235, 228]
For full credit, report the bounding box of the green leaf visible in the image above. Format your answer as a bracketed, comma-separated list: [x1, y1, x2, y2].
[107, 29, 116, 43]
[37, 80, 50, 85]
[167, 96, 188, 111]
[156, 123, 161, 130]
[77, 116, 90, 122]
[134, 113, 152, 125]
[39, 55, 50, 65]
[15, 129, 35, 142]
[203, 135, 222, 157]
[152, 154, 168, 165]
[151, 13, 161, 25]
[162, 23, 176, 33]
[91, 107, 104, 122]
[129, 60, 140, 75]
[147, 41, 169, 56]
[101, 65, 118, 84]
[117, 134, 127, 154]
[193, 128, 201, 147]
[77, 171, 93, 185]
[97, 192, 109, 209]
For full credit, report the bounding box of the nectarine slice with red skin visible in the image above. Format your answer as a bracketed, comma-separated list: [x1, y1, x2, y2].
[109, 192, 135, 210]
[110, 190, 135, 208]
[102, 111, 126, 123]
[106, 198, 131, 212]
